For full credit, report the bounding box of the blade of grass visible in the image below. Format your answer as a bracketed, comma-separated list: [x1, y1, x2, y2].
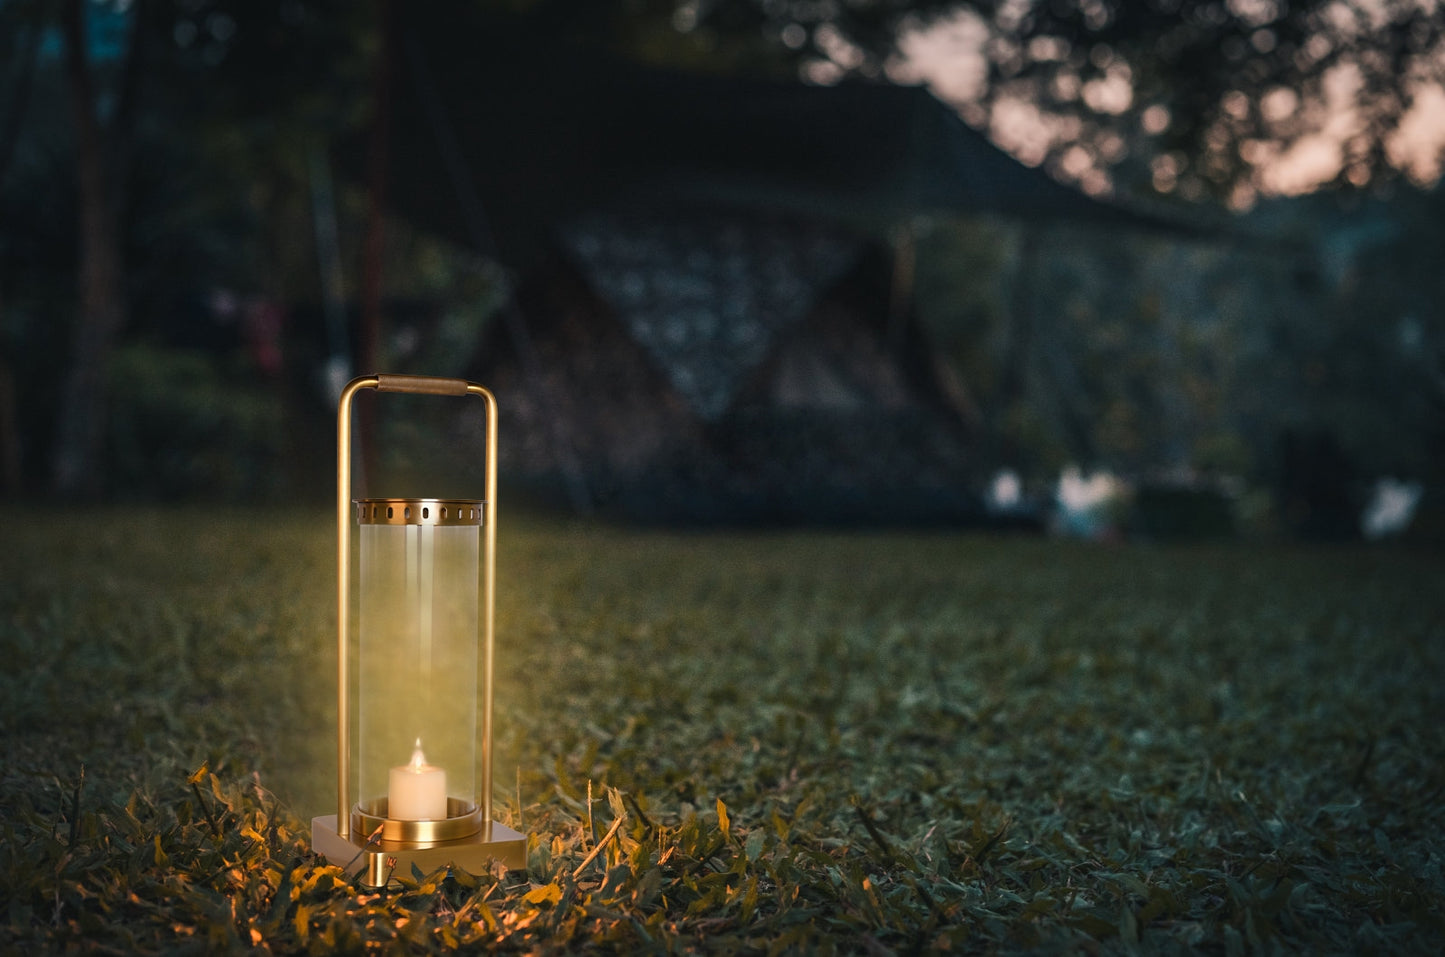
[572, 812, 627, 880]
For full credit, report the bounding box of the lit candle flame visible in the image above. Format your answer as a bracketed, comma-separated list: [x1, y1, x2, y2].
[409, 737, 427, 772]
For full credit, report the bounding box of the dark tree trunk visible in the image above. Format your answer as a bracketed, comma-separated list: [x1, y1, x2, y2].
[52, 0, 127, 497]
[991, 226, 1039, 471]
[0, 1, 43, 190]
[0, 344, 19, 494]
[0, 4, 47, 494]
[359, 0, 395, 481]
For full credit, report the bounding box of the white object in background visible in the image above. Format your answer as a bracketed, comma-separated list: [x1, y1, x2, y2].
[1055, 466, 1125, 538]
[1361, 478, 1423, 539]
[988, 469, 1022, 510]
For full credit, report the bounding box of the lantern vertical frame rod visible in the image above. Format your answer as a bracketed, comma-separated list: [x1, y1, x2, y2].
[466, 382, 498, 827]
[336, 375, 379, 837]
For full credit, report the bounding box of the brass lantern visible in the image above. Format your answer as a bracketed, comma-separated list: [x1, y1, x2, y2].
[311, 374, 526, 887]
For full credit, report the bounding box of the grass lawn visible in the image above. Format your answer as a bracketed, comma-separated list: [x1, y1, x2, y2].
[2, 507, 1442, 953]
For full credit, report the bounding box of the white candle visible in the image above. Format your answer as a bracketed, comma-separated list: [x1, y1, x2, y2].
[388, 738, 447, 821]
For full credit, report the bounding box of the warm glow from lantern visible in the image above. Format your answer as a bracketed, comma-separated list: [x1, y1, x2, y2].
[357, 517, 478, 818]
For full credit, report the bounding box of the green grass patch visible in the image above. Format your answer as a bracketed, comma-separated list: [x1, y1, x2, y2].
[2, 508, 1442, 953]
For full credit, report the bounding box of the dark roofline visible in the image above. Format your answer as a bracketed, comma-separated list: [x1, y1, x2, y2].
[378, 22, 1219, 263]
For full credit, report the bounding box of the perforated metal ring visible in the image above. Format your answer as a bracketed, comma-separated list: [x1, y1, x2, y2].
[355, 498, 484, 526]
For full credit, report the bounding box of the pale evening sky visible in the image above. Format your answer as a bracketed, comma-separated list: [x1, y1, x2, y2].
[880, 5, 1445, 206]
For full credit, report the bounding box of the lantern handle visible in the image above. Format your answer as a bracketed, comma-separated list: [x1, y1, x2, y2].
[334, 374, 500, 840]
[374, 373, 471, 396]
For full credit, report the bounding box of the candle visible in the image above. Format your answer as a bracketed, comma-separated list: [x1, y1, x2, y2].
[388, 738, 447, 821]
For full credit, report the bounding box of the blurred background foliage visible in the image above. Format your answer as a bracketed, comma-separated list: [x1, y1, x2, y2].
[913, 191, 1445, 488]
[0, 0, 1441, 539]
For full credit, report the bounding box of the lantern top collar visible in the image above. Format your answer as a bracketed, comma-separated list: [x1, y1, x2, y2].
[355, 498, 484, 526]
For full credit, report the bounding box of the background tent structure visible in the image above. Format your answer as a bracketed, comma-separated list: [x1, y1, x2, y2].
[460, 208, 980, 522]
[370, 14, 1201, 521]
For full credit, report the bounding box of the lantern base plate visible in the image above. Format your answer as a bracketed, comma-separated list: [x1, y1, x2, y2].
[311, 814, 527, 888]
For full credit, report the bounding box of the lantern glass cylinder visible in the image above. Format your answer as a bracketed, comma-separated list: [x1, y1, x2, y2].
[355, 499, 482, 822]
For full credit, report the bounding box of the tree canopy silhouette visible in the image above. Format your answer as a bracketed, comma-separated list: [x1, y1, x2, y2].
[491, 0, 1444, 201]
